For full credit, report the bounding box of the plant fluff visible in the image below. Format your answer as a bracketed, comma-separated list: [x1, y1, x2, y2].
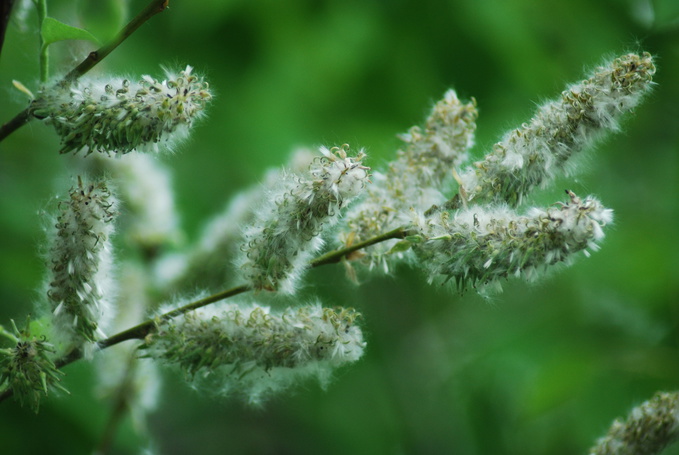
[239, 145, 369, 293]
[337, 52, 654, 285]
[452, 52, 655, 209]
[46, 176, 117, 346]
[412, 190, 613, 291]
[341, 89, 478, 272]
[141, 302, 365, 405]
[31, 66, 212, 155]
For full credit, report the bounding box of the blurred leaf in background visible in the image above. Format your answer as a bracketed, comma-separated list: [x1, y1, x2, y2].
[0, 0, 677, 454]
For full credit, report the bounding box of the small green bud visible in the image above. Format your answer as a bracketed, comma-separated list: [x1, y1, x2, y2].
[0, 317, 68, 413]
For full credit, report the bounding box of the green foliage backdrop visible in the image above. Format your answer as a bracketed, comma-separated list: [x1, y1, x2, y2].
[0, 0, 678, 453]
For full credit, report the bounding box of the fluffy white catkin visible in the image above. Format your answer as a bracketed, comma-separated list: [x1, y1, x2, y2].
[340, 90, 477, 272]
[32, 66, 211, 155]
[141, 301, 365, 405]
[450, 52, 655, 209]
[412, 190, 612, 292]
[589, 391, 679, 455]
[161, 148, 316, 294]
[239, 145, 369, 293]
[91, 152, 180, 251]
[47, 176, 117, 345]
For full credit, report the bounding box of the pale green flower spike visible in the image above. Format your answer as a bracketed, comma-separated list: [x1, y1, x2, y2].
[47, 176, 117, 345]
[0, 318, 68, 413]
[141, 302, 365, 405]
[412, 190, 612, 292]
[240, 145, 369, 293]
[451, 52, 655, 209]
[341, 90, 477, 272]
[32, 66, 212, 155]
[589, 391, 679, 455]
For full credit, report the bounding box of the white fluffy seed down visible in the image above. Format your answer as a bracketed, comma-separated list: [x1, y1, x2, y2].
[239, 145, 369, 293]
[454, 53, 655, 208]
[142, 301, 365, 405]
[339, 89, 477, 272]
[93, 152, 179, 249]
[160, 147, 317, 293]
[47, 176, 117, 344]
[413, 190, 613, 292]
[33, 66, 211, 155]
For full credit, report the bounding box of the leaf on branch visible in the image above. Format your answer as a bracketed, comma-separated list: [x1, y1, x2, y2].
[388, 240, 412, 254]
[41, 17, 100, 47]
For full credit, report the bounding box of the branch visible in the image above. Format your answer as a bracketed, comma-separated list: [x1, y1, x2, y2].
[98, 284, 250, 351]
[0, 0, 15, 63]
[0, 224, 408, 404]
[98, 228, 409, 350]
[0, 108, 30, 143]
[0, 0, 169, 143]
[63, 0, 168, 82]
[310, 226, 409, 268]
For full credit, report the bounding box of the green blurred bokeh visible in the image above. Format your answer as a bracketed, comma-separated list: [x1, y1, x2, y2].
[1, 0, 678, 454]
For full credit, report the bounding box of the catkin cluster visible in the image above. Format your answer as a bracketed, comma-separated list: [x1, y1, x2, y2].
[47, 176, 117, 344]
[451, 52, 655, 209]
[1, 48, 661, 434]
[412, 190, 612, 291]
[341, 90, 477, 272]
[141, 302, 365, 405]
[240, 145, 369, 293]
[32, 66, 212, 155]
[335, 52, 654, 292]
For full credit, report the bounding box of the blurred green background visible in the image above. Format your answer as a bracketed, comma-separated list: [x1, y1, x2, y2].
[1, 0, 678, 454]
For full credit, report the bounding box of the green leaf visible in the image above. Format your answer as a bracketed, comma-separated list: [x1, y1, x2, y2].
[41, 17, 100, 47]
[388, 240, 412, 254]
